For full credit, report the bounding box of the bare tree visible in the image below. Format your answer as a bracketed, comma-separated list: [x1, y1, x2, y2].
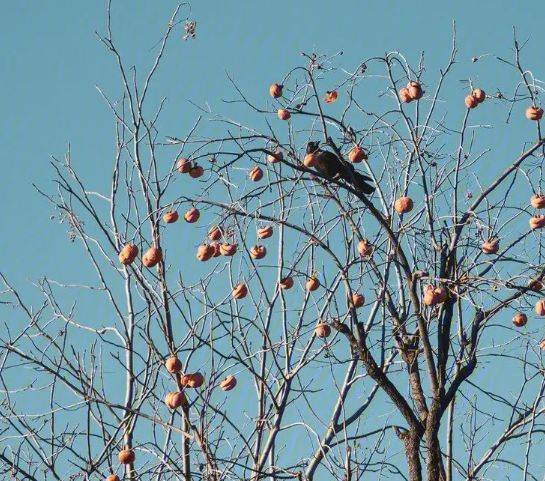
[2, 5, 545, 481]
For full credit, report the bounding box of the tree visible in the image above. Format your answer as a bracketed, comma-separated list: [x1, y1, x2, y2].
[2, 5, 545, 481]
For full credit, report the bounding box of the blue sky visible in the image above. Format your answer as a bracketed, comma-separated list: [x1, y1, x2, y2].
[2, 0, 544, 284]
[2, 2, 545, 476]
[3, 0, 544, 397]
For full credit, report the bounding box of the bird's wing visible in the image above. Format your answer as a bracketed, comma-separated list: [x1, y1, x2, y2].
[314, 150, 340, 177]
[356, 172, 373, 182]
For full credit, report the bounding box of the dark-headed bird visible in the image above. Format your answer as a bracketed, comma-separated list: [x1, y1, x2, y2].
[306, 141, 375, 195]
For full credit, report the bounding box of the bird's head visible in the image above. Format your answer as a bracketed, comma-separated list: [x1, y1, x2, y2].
[306, 141, 319, 154]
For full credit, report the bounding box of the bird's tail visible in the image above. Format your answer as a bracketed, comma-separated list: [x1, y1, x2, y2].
[352, 171, 375, 195]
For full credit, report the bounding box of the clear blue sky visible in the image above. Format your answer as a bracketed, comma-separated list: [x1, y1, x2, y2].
[1, 0, 544, 284]
[2, 1, 545, 477]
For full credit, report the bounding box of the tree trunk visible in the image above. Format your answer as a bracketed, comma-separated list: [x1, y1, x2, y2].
[400, 431, 422, 481]
[425, 408, 446, 481]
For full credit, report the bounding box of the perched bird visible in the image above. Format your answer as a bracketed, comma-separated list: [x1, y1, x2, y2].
[305, 141, 375, 195]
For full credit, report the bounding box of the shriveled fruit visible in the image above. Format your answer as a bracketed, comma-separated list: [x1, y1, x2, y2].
[399, 87, 412, 103]
[324, 90, 338, 103]
[119, 244, 138, 266]
[423, 285, 447, 306]
[257, 226, 273, 239]
[163, 211, 179, 224]
[249, 166, 264, 181]
[512, 313, 527, 327]
[465, 94, 478, 109]
[394, 196, 413, 214]
[220, 375, 237, 391]
[176, 158, 191, 174]
[535, 300, 545, 316]
[182, 372, 204, 388]
[118, 449, 135, 465]
[208, 226, 223, 241]
[165, 391, 184, 409]
[526, 106, 544, 121]
[306, 276, 320, 292]
[531, 194, 545, 209]
[249, 245, 266, 260]
[269, 83, 283, 98]
[529, 216, 545, 229]
[357, 239, 373, 257]
[142, 247, 162, 268]
[472, 88, 486, 103]
[165, 356, 182, 373]
[279, 277, 294, 290]
[267, 149, 283, 163]
[481, 238, 499, 254]
[407, 81, 423, 100]
[350, 293, 365, 308]
[315, 323, 331, 338]
[277, 109, 291, 120]
[232, 283, 248, 300]
[189, 165, 204, 178]
[348, 145, 367, 163]
[220, 243, 237, 256]
[184, 207, 200, 223]
[210, 242, 222, 257]
[196, 244, 214, 262]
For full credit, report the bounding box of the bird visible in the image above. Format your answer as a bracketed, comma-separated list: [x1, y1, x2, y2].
[306, 141, 375, 195]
